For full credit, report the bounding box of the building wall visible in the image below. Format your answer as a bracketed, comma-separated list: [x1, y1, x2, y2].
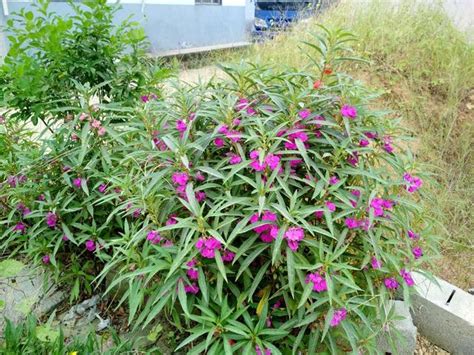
[0, 0, 254, 55]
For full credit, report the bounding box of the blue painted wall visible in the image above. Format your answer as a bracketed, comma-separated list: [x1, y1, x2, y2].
[0, 2, 250, 55]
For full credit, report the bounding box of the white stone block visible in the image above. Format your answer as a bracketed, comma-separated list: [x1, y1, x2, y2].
[410, 272, 474, 354]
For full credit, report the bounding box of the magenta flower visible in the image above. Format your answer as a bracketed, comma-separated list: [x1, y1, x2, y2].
[184, 283, 200, 294]
[62, 234, 69, 241]
[214, 137, 225, 147]
[384, 277, 399, 290]
[284, 227, 304, 251]
[195, 172, 205, 182]
[305, 272, 328, 292]
[195, 191, 206, 202]
[359, 139, 370, 147]
[187, 268, 199, 280]
[341, 105, 357, 119]
[371, 257, 382, 269]
[412, 246, 423, 259]
[345, 217, 359, 229]
[13, 222, 27, 234]
[141, 95, 149, 103]
[176, 120, 187, 133]
[73, 177, 83, 188]
[225, 130, 242, 142]
[403, 173, 423, 193]
[98, 184, 107, 193]
[383, 136, 394, 153]
[186, 259, 197, 268]
[325, 201, 336, 212]
[172, 172, 189, 186]
[222, 250, 235, 263]
[329, 176, 340, 185]
[314, 210, 324, 219]
[265, 153, 280, 170]
[147, 230, 162, 244]
[407, 230, 419, 240]
[228, 153, 242, 165]
[365, 131, 378, 139]
[85, 240, 96, 252]
[330, 308, 347, 327]
[42, 255, 50, 265]
[218, 124, 229, 134]
[347, 152, 359, 166]
[249, 159, 266, 172]
[235, 98, 249, 111]
[370, 198, 393, 217]
[166, 214, 178, 226]
[250, 210, 277, 234]
[196, 237, 222, 259]
[298, 109, 311, 119]
[260, 226, 279, 243]
[400, 269, 415, 287]
[46, 212, 58, 229]
[133, 208, 142, 218]
[233, 118, 241, 126]
[37, 194, 46, 201]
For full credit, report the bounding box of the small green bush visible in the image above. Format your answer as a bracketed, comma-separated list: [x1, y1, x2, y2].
[0, 0, 167, 125]
[1, 28, 437, 352]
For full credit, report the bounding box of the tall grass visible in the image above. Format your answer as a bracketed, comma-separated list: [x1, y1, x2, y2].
[249, 0, 474, 251]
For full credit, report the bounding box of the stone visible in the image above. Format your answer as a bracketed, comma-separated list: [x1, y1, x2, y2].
[0, 263, 65, 334]
[377, 300, 417, 354]
[410, 272, 474, 354]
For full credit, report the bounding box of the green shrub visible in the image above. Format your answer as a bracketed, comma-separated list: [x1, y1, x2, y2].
[0, 0, 168, 125]
[1, 28, 437, 352]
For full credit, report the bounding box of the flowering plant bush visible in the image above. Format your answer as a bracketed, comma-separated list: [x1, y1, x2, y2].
[0, 28, 437, 352]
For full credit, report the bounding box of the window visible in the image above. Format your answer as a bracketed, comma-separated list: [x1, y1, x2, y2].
[195, 0, 222, 4]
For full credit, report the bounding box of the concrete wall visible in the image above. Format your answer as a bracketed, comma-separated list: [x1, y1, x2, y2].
[0, 0, 253, 55]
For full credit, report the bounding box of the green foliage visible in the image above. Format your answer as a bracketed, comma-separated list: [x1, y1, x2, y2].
[0, 0, 168, 125]
[0, 24, 438, 352]
[0, 315, 135, 354]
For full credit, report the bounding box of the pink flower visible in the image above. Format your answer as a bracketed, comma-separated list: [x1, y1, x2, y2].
[359, 139, 370, 147]
[407, 230, 419, 240]
[260, 226, 279, 243]
[264, 153, 279, 170]
[42, 255, 50, 264]
[235, 98, 249, 111]
[329, 176, 340, 185]
[97, 126, 106, 136]
[176, 120, 187, 132]
[305, 272, 328, 292]
[214, 137, 225, 147]
[284, 227, 304, 251]
[383, 136, 394, 153]
[371, 257, 382, 269]
[330, 308, 347, 327]
[365, 131, 378, 139]
[71, 133, 79, 141]
[73, 177, 83, 188]
[85, 240, 96, 252]
[172, 172, 189, 186]
[46, 212, 58, 229]
[255, 346, 272, 355]
[91, 119, 101, 129]
[163, 240, 174, 248]
[384, 277, 399, 290]
[403, 173, 423, 193]
[347, 152, 359, 166]
[147, 230, 162, 244]
[225, 130, 241, 142]
[325, 201, 336, 212]
[400, 269, 415, 286]
[218, 124, 229, 134]
[370, 198, 393, 217]
[249, 160, 266, 172]
[345, 218, 359, 229]
[412, 247, 423, 259]
[195, 172, 206, 182]
[184, 283, 200, 294]
[232, 118, 241, 126]
[166, 214, 178, 226]
[195, 191, 206, 202]
[62, 234, 69, 241]
[196, 237, 222, 259]
[187, 268, 199, 280]
[98, 184, 107, 193]
[341, 105, 357, 119]
[13, 222, 27, 234]
[250, 210, 277, 234]
[141, 95, 149, 103]
[228, 153, 242, 165]
[222, 250, 235, 263]
[298, 109, 311, 119]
